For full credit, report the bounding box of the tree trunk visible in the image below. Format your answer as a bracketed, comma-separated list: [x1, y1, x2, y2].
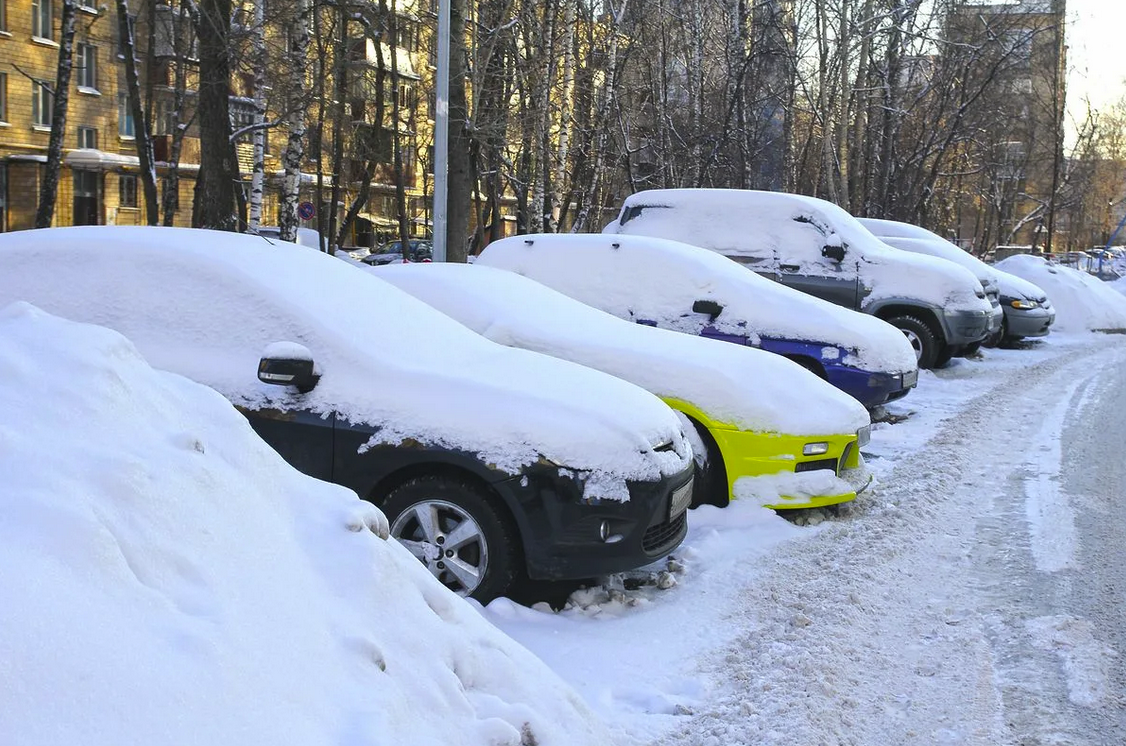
[118, 0, 159, 225]
[278, 0, 310, 241]
[193, 0, 237, 229]
[247, 0, 267, 229]
[34, 0, 77, 229]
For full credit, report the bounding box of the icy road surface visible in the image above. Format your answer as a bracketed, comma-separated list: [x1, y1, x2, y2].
[485, 334, 1126, 746]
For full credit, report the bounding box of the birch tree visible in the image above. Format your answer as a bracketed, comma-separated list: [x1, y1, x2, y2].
[34, 0, 78, 228]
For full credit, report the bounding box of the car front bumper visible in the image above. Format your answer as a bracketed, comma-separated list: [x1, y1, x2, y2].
[1003, 305, 1055, 338]
[825, 364, 918, 409]
[942, 308, 991, 346]
[499, 463, 694, 581]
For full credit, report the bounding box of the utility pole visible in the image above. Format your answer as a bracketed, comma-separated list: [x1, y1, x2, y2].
[432, 0, 450, 261]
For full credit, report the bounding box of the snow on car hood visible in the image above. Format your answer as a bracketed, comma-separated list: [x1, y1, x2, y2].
[0, 303, 613, 746]
[994, 270, 1050, 302]
[0, 227, 689, 488]
[607, 189, 991, 314]
[856, 219, 999, 292]
[994, 254, 1126, 333]
[477, 232, 918, 376]
[376, 263, 870, 437]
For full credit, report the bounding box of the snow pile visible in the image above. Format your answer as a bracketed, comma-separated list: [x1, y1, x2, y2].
[732, 471, 857, 506]
[994, 254, 1126, 332]
[0, 302, 614, 746]
[0, 226, 690, 488]
[376, 263, 869, 436]
[605, 189, 990, 314]
[477, 232, 917, 376]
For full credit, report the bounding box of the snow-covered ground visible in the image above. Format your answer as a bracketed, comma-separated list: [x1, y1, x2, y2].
[482, 331, 1126, 745]
[0, 303, 617, 746]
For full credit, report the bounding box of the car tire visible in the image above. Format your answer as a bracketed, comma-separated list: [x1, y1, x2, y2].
[686, 418, 729, 508]
[887, 315, 941, 370]
[383, 476, 519, 602]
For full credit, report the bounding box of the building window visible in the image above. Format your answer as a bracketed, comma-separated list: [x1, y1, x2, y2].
[118, 174, 137, 207]
[118, 93, 135, 136]
[73, 170, 100, 225]
[0, 0, 8, 32]
[31, 0, 51, 39]
[0, 165, 6, 232]
[229, 97, 255, 141]
[76, 43, 97, 90]
[32, 80, 53, 127]
[77, 125, 97, 148]
[0, 73, 7, 123]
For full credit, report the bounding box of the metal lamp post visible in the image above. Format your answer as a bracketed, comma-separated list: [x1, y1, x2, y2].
[432, 0, 450, 262]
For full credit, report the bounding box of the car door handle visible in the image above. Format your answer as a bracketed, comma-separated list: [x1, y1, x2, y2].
[779, 264, 800, 272]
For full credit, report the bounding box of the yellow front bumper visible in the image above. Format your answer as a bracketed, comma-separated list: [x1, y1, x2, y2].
[667, 399, 865, 510]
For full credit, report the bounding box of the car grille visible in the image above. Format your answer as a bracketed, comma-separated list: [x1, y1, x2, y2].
[642, 510, 687, 554]
[795, 458, 838, 474]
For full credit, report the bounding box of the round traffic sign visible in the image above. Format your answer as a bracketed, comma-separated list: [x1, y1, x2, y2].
[297, 201, 315, 221]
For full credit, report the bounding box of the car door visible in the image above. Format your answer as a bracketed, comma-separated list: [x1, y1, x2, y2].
[775, 215, 862, 310]
[236, 405, 337, 482]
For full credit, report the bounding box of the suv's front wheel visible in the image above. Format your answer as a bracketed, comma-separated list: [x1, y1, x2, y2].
[384, 477, 519, 602]
[888, 315, 942, 369]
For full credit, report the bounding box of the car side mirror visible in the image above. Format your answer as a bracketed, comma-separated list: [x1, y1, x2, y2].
[821, 244, 846, 262]
[692, 299, 724, 320]
[258, 342, 320, 393]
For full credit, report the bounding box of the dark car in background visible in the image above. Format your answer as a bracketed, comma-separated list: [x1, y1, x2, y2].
[363, 239, 434, 265]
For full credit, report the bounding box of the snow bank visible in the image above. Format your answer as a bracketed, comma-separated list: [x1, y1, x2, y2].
[477, 232, 917, 376]
[0, 302, 613, 746]
[0, 226, 690, 486]
[376, 263, 869, 436]
[606, 189, 990, 314]
[994, 254, 1126, 332]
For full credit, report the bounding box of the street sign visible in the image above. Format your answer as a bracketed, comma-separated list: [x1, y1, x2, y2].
[298, 201, 315, 221]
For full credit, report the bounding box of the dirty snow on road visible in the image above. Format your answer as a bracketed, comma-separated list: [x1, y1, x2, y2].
[485, 334, 1126, 746]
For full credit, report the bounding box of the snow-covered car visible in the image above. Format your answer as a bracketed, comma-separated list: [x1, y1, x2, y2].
[606, 189, 994, 369]
[0, 226, 695, 603]
[994, 253, 1126, 334]
[376, 262, 873, 510]
[993, 271, 1056, 343]
[477, 233, 918, 410]
[857, 218, 1006, 345]
[363, 239, 433, 265]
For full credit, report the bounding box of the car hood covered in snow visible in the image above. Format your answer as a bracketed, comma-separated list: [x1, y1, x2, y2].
[994, 254, 1126, 333]
[0, 227, 689, 485]
[376, 263, 870, 437]
[606, 189, 990, 314]
[478, 232, 918, 376]
[994, 270, 1050, 302]
[0, 303, 614, 746]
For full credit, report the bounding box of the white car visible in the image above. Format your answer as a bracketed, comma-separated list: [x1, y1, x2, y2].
[476, 232, 918, 410]
[375, 262, 872, 510]
[0, 226, 694, 602]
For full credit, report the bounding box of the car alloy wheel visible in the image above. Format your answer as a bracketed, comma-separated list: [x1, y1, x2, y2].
[383, 477, 518, 601]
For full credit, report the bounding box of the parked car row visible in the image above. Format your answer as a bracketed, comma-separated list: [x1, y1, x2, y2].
[0, 190, 1060, 607]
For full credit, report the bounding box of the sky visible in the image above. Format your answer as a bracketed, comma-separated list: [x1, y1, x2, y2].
[1067, 0, 1125, 124]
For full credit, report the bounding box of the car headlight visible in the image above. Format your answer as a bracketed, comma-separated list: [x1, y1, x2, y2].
[802, 441, 830, 456]
[856, 425, 871, 448]
[1010, 299, 1039, 310]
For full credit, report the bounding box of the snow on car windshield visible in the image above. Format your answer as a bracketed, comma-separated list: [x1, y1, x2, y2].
[994, 254, 1126, 333]
[376, 263, 870, 436]
[607, 189, 988, 311]
[0, 302, 612, 746]
[477, 232, 918, 375]
[0, 227, 689, 489]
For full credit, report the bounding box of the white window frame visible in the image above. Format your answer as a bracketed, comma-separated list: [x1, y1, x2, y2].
[31, 0, 51, 40]
[32, 79, 53, 128]
[77, 42, 98, 91]
[77, 125, 97, 148]
[118, 174, 137, 208]
[118, 92, 135, 138]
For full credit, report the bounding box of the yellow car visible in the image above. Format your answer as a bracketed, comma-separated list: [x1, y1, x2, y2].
[375, 263, 872, 510]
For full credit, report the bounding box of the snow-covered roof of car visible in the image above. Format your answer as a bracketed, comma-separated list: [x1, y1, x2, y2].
[477, 232, 918, 375]
[994, 254, 1126, 333]
[607, 189, 988, 311]
[0, 302, 612, 746]
[376, 263, 870, 436]
[857, 219, 997, 287]
[0, 227, 689, 491]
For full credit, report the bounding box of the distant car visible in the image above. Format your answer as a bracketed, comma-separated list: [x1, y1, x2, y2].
[606, 189, 993, 369]
[476, 233, 919, 410]
[857, 218, 1007, 346]
[250, 225, 372, 262]
[364, 239, 433, 265]
[993, 271, 1056, 343]
[0, 226, 695, 603]
[376, 262, 873, 510]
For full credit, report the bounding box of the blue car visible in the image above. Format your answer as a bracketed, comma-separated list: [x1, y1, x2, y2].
[477, 233, 919, 409]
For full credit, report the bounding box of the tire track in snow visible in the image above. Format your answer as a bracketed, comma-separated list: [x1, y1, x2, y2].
[649, 338, 1126, 746]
